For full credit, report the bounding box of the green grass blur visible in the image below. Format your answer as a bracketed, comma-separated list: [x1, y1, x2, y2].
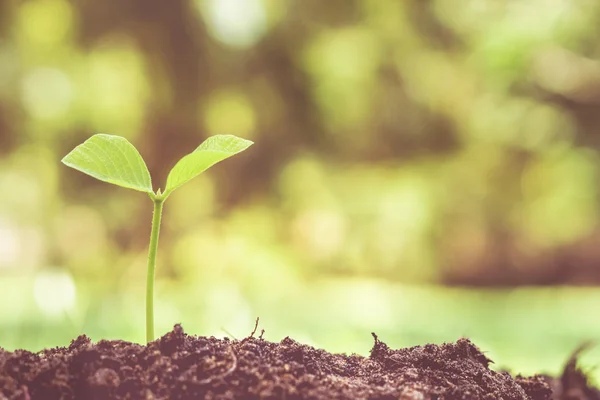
[1, 0, 600, 381]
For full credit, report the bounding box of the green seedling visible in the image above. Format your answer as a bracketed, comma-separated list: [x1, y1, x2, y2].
[62, 134, 253, 342]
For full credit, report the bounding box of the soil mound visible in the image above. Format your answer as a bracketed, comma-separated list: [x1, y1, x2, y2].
[0, 324, 597, 399]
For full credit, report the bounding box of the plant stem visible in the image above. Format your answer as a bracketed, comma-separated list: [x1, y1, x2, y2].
[146, 197, 164, 342]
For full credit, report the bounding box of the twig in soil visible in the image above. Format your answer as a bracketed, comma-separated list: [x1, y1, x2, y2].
[250, 317, 259, 338]
[197, 345, 238, 386]
[221, 328, 238, 340]
[556, 341, 600, 399]
[241, 317, 261, 344]
[371, 332, 380, 345]
[563, 341, 595, 380]
[568, 341, 594, 364]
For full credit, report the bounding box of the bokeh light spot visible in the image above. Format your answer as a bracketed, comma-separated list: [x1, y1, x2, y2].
[519, 148, 598, 245]
[197, 0, 268, 48]
[291, 209, 346, 261]
[18, 0, 73, 46]
[85, 38, 149, 137]
[33, 270, 76, 318]
[204, 89, 257, 138]
[55, 206, 108, 264]
[0, 220, 20, 269]
[21, 67, 73, 119]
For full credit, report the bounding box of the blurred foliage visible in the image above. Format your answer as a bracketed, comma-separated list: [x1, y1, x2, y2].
[1, 0, 600, 378]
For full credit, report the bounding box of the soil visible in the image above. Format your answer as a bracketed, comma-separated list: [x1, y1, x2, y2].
[0, 324, 597, 400]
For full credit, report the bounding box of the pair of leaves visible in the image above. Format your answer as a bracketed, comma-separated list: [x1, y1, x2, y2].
[61, 134, 253, 198]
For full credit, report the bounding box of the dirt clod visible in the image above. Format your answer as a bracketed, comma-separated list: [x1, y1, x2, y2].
[0, 325, 597, 399]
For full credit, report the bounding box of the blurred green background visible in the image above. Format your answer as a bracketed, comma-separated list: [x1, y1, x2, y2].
[1, 0, 600, 380]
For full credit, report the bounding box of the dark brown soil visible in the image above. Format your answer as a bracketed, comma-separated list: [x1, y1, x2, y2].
[0, 324, 597, 400]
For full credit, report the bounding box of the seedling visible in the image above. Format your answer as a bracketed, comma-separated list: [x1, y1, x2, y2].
[62, 134, 253, 342]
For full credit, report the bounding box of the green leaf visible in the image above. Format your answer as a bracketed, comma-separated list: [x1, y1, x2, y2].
[164, 134, 253, 196]
[61, 134, 153, 194]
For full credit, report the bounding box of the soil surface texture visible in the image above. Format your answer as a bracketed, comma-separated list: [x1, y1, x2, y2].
[0, 324, 597, 400]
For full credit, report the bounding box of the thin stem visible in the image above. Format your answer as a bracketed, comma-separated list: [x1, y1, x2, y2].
[146, 197, 164, 342]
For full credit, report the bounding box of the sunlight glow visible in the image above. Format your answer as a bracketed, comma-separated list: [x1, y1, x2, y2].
[21, 67, 73, 119]
[33, 270, 76, 317]
[197, 0, 268, 48]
